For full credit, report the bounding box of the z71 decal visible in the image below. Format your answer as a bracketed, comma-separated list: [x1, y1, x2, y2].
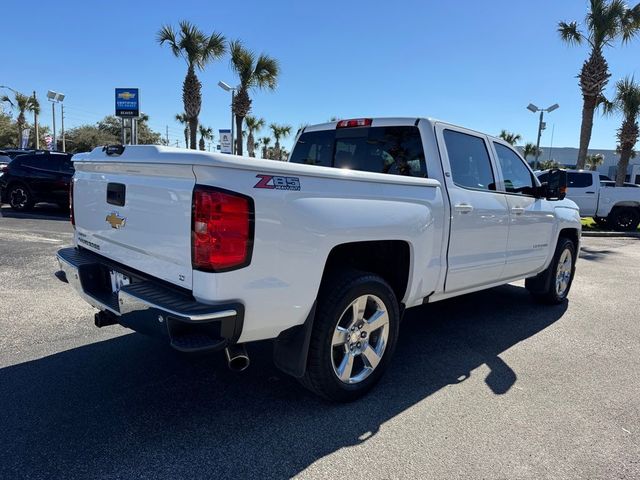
[254, 174, 301, 191]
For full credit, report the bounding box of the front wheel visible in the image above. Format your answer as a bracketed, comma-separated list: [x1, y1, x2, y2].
[526, 237, 576, 304]
[300, 270, 400, 402]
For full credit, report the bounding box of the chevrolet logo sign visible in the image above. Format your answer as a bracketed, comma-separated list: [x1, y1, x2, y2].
[117, 92, 136, 100]
[106, 212, 126, 229]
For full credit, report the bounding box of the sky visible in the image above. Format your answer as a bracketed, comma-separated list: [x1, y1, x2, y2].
[1, 0, 639, 153]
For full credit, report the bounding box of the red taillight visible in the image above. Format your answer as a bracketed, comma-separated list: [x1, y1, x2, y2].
[192, 186, 254, 272]
[336, 118, 372, 128]
[69, 180, 75, 228]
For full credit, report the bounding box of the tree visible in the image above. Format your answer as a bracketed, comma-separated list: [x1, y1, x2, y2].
[498, 130, 522, 145]
[603, 76, 640, 185]
[270, 123, 292, 160]
[522, 142, 543, 163]
[158, 21, 226, 149]
[585, 153, 605, 170]
[175, 113, 189, 148]
[229, 40, 279, 155]
[558, 0, 640, 169]
[198, 125, 214, 151]
[64, 125, 118, 153]
[96, 115, 163, 145]
[539, 159, 561, 169]
[1, 92, 39, 147]
[259, 136, 272, 159]
[244, 115, 265, 157]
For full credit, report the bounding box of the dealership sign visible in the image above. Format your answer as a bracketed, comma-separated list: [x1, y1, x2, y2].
[219, 129, 232, 154]
[115, 88, 140, 117]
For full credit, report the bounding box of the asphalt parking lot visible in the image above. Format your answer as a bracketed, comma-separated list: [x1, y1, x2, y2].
[1, 204, 639, 480]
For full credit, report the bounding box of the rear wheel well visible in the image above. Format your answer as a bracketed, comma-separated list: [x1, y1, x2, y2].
[320, 241, 411, 302]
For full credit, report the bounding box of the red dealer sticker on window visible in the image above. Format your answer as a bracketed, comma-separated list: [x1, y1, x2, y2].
[254, 174, 301, 191]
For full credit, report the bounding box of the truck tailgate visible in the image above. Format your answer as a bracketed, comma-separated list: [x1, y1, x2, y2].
[73, 161, 195, 289]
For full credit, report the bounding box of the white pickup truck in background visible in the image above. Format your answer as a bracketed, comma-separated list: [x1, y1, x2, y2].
[536, 169, 640, 231]
[56, 117, 581, 402]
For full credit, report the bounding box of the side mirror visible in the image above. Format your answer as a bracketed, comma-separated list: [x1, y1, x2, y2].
[545, 169, 567, 200]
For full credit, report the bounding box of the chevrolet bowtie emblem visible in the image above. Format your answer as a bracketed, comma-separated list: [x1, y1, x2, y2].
[106, 212, 126, 229]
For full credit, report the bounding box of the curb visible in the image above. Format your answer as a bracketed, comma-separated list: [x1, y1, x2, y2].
[581, 230, 640, 238]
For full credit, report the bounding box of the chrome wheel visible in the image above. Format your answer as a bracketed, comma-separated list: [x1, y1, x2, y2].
[555, 248, 573, 297]
[9, 187, 28, 209]
[331, 294, 389, 384]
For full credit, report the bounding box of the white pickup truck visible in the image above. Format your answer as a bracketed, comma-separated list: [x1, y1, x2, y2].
[536, 169, 640, 231]
[56, 118, 581, 402]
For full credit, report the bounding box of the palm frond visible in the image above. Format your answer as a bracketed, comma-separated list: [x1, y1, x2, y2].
[229, 40, 256, 88]
[157, 25, 181, 59]
[558, 21, 583, 45]
[253, 54, 279, 90]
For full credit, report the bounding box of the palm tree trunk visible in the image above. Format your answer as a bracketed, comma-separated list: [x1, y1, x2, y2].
[247, 131, 255, 157]
[183, 127, 189, 148]
[235, 115, 244, 155]
[576, 97, 597, 169]
[199, 137, 205, 151]
[183, 65, 202, 150]
[616, 148, 632, 186]
[188, 118, 198, 150]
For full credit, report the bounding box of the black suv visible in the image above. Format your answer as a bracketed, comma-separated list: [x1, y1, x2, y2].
[0, 151, 74, 211]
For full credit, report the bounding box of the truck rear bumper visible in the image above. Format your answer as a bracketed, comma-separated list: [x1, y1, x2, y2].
[55, 247, 244, 353]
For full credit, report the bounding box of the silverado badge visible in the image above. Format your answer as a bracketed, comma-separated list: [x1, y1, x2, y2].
[106, 212, 126, 229]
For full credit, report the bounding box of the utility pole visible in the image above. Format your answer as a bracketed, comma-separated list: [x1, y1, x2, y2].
[165, 125, 169, 145]
[33, 91, 39, 149]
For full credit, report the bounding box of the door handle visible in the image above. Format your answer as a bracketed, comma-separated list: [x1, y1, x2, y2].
[585, 191, 595, 194]
[454, 203, 474, 214]
[511, 206, 525, 215]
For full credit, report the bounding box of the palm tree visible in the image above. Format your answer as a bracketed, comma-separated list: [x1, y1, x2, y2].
[270, 123, 292, 160]
[175, 113, 189, 148]
[244, 115, 265, 157]
[229, 40, 279, 156]
[260, 136, 272, 159]
[198, 125, 214, 151]
[540, 159, 561, 170]
[522, 142, 543, 166]
[1, 92, 40, 147]
[558, 0, 640, 169]
[603, 76, 640, 185]
[158, 21, 226, 149]
[585, 153, 605, 170]
[498, 130, 522, 145]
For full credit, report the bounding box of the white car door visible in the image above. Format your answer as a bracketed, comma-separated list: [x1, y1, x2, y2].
[491, 141, 555, 278]
[436, 125, 510, 292]
[566, 172, 597, 216]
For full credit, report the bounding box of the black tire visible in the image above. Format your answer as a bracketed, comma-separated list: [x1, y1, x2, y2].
[609, 207, 640, 232]
[7, 183, 34, 211]
[300, 270, 400, 402]
[593, 216, 609, 229]
[526, 237, 576, 304]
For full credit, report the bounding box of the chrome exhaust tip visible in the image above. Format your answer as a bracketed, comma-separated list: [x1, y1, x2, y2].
[225, 344, 250, 372]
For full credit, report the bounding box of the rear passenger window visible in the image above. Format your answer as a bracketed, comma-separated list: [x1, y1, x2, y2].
[443, 130, 495, 191]
[493, 143, 535, 194]
[289, 130, 334, 167]
[568, 173, 593, 188]
[290, 126, 426, 177]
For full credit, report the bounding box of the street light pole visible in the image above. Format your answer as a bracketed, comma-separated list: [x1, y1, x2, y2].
[527, 103, 559, 170]
[47, 90, 65, 151]
[218, 81, 237, 155]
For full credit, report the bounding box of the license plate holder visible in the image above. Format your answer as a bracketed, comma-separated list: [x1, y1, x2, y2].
[109, 270, 131, 293]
